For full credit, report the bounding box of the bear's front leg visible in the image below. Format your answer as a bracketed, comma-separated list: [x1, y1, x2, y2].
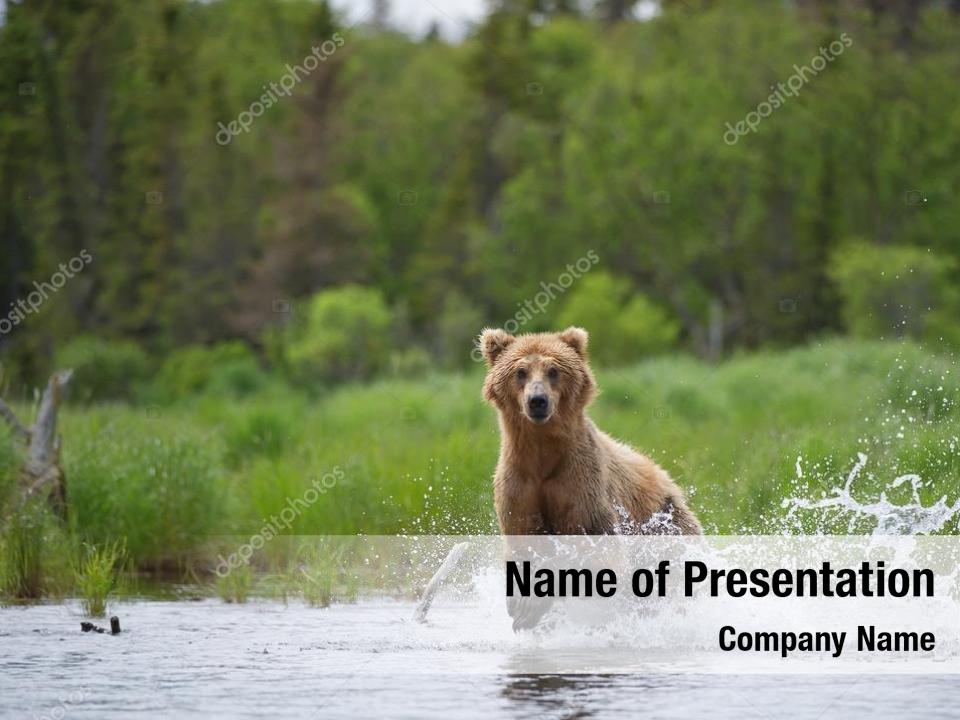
[494, 470, 545, 535]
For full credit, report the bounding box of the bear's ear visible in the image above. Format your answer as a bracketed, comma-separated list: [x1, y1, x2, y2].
[558, 326, 589, 358]
[479, 328, 515, 367]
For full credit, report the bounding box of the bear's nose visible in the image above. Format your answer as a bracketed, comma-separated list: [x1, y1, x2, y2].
[527, 394, 549, 415]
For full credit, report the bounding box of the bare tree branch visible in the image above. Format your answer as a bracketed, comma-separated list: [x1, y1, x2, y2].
[25, 369, 73, 473]
[18, 369, 73, 518]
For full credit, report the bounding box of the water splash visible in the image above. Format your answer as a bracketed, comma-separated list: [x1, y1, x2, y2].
[781, 452, 960, 535]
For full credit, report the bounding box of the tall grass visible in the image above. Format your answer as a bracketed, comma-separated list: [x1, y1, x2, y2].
[0, 424, 19, 508]
[0, 503, 73, 601]
[215, 564, 252, 604]
[297, 540, 360, 607]
[224, 339, 960, 537]
[1, 506, 44, 599]
[74, 540, 126, 616]
[62, 408, 227, 571]
[1, 339, 957, 591]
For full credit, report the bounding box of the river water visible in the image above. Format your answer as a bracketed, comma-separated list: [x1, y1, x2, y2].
[5, 437, 960, 718]
[2, 596, 958, 719]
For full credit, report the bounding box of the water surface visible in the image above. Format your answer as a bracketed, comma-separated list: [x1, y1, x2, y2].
[2, 599, 957, 719]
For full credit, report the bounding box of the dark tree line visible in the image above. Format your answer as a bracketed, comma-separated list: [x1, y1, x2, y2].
[2, 0, 959, 385]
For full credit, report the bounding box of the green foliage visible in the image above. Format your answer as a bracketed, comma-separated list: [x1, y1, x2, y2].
[91, 339, 960, 544]
[223, 407, 293, 468]
[55, 336, 150, 403]
[206, 358, 270, 398]
[829, 242, 960, 346]
[282, 285, 392, 384]
[0, 505, 44, 599]
[435, 291, 484, 369]
[4, 2, 960, 370]
[74, 540, 126, 617]
[0, 425, 20, 512]
[297, 540, 358, 607]
[388, 346, 432, 379]
[3, 2, 960, 596]
[153, 342, 261, 401]
[0, 338, 954, 591]
[0, 503, 72, 601]
[65, 416, 226, 567]
[558, 271, 680, 365]
[216, 564, 252, 604]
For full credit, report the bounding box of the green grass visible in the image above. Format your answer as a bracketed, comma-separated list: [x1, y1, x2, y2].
[1, 506, 45, 599]
[215, 564, 252, 604]
[1, 338, 959, 596]
[63, 408, 228, 572]
[74, 540, 126, 616]
[296, 539, 360, 608]
[0, 502, 73, 601]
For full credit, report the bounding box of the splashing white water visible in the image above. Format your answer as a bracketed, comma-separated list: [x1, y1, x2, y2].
[782, 452, 960, 535]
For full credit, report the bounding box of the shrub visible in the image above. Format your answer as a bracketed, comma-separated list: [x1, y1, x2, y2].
[557, 271, 680, 365]
[205, 357, 269, 398]
[55, 336, 150, 403]
[829, 242, 960, 346]
[154, 342, 261, 400]
[283, 285, 392, 384]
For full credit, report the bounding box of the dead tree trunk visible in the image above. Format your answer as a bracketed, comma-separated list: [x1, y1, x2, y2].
[0, 369, 73, 518]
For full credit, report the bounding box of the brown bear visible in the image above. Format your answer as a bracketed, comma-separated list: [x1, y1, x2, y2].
[480, 326, 701, 536]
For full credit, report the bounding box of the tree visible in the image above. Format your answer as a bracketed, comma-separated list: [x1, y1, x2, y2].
[558, 272, 680, 365]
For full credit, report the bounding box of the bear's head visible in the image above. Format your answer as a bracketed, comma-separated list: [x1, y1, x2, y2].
[479, 327, 596, 426]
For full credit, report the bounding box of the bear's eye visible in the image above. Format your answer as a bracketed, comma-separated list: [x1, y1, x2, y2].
[547, 367, 559, 381]
[516, 368, 528, 382]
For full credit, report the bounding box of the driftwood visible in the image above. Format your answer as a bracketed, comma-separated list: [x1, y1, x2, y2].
[0, 369, 73, 518]
[81, 617, 121, 635]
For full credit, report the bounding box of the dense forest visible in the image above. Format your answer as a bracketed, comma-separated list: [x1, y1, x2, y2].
[2, 0, 960, 395]
[1, 2, 959, 603]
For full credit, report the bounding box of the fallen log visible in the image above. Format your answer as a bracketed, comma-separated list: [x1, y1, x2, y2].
[0, 369, 73, 518]
[81, 617, 121, 635]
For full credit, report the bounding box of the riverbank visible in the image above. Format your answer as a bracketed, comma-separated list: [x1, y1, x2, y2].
[1, 339, 958, 601]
